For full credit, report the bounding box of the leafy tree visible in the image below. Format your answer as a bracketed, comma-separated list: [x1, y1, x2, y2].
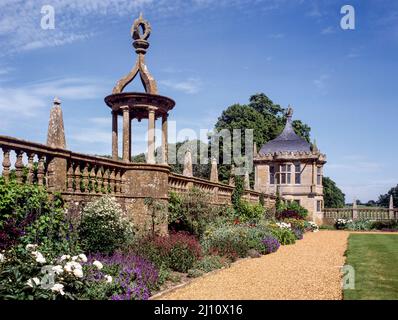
[213, 93, 311, 183]
[365, 200, 377, 207]
[377, 185, 398, 208]
[322, 177, 345, 208]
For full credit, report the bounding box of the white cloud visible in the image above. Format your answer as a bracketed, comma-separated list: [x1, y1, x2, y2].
[0, 77, 107, 117]
[321, 26, 335, 35]
[160, 78, 202, 94]
[0, 0, 288, 55]
[313, 74, 329, 91]
[89, 117, 111, 126]
[268, 33, 285, 39]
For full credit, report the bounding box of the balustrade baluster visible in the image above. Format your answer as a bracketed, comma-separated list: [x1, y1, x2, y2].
[15, 150, 24, 183]
[96, 167, 103, 193]
[2, 149, 11, 182]
[37, 155, 45, 186]
[89, 166, 96, 193]
[82, 163, 89, 193]
[26, 152, 35, 184]
[74, 163, 82, 192]
[110, 168, 116, 194]
[103, 168, 110, 193]
[115, 170, 121, 194]
[67, 161, 74, 192]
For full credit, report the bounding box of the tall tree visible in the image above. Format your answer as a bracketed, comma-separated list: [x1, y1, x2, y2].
[323, 177, 346, 208]
[213, 93, 312, 183]
[377, 185, 398, 208]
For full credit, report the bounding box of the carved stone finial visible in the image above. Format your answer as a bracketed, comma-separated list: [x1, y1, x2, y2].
[47, 97, 66, 149]
[286, 105, 293, 119]
[112, 13, 158, 94]
[131, 12, 152, 53]
[311, 139, 319, 153]
[183, 150, 193, 177]
[210, 158, 218, 183]
[53, 97, 61, 105]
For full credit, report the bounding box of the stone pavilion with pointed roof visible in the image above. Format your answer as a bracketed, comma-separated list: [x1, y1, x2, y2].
[254, 107, 327, 223]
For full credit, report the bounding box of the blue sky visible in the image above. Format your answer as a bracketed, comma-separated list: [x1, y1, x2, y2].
[0, 0, 397, 202]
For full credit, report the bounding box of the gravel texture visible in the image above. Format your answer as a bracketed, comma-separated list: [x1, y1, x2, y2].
[155, 231, 349, 300]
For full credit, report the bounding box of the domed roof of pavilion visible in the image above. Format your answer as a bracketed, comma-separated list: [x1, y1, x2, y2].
[259, 107, 312, 155]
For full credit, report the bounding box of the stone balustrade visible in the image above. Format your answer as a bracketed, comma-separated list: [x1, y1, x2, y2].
[0, 135, 57, 187]
[168, 172, 276, 207]
[1, 134, 278, 233]
[324, 207, 398, 223]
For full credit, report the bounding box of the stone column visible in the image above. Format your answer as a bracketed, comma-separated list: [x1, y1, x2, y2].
[254, 165, 258, 191]
[183, 150, 193, 177]
[389, 195, 394, 220]
[46, 97, 67, 193]
[147, 107, 156, 164]
[129, 118, 132, 161]
[112, 111, 118, 160]
[122, 107, 130, 162]
[47, 97, 66, 149]
[161, 113, 168, 164]
[210, 158, 218, 183]
[311, 160, 316, 193]
[352, 199, 358, 220]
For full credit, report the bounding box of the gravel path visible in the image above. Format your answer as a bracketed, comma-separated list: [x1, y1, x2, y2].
[155, 231, 349, 300]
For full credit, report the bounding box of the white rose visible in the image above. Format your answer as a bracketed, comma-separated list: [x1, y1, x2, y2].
[26, 244, 38, 251]
[78, 254, 88, 263]
[52, 265, 64, 275]
[60, 255, 71, 262]
[73, 268, 84, 278]
[50, 283, 65, 295]
[93, 260, 103, 270]
[0, 253, 5, 263]
[32, 251, 46, 264]
[64, 261, 82, 273]
[104, 275, 112, 283]
[72, 256, 78, 261]
[27, 277, 40, 287]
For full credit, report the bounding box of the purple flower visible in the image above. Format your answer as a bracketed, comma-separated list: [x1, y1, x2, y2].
[86, 251, 159, 300]
[292, 228, 303, 240]
[261, 235, 280, 254]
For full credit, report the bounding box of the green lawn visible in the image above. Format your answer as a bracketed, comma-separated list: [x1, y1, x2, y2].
[344, 234, 398, 300]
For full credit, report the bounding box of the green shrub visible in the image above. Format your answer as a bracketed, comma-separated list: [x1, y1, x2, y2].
[345, 219, 372, 231]
[193, 255, 230, 273]
[231, 175, 244, 210]
[371, 220, 398, 230]
[268, 226, 296, 245]
[235, 201, 264, 223]
[276, 200, 308, 219]
[79, 196, 133, 254]
[282, 218, 305, 232]
[187, 269, 204, 278]
[0, 178, 78, 256]
[168, 189, 226, 237]
[0, 245, 95, 300]
[136, 232, 202, 273]
[201, 223, 272, 259]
